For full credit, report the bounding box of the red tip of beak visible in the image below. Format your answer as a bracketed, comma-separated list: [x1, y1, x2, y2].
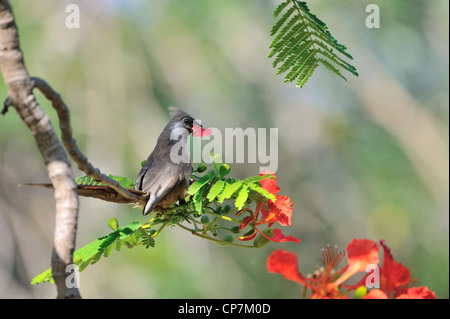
[192, 125, 212, 137]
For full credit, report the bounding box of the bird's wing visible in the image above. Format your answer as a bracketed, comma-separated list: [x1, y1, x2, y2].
[140, 162, 191, 215]
[135, 156, 153, 191]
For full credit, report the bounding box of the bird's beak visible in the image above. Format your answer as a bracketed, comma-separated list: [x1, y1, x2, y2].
[193, 120, 203, 128]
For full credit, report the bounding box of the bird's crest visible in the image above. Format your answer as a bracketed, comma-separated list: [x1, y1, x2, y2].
[168, 106, 193, 122]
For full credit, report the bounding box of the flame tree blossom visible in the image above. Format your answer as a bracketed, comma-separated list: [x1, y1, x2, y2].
[266, 239, 436, 299]
[236, 170, 300, 244]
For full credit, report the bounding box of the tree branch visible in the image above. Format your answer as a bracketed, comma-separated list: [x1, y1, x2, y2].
[31, 77, 144, 206]
[0, 0, 81, 298]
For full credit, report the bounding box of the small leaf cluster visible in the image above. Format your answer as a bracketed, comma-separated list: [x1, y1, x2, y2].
[189, 162, 276, 213]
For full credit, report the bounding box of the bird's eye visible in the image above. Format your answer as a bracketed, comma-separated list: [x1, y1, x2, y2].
[183, 118, 193, 125]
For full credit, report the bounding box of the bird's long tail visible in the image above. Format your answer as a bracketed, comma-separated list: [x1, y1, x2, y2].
[23, 183, 147, 204]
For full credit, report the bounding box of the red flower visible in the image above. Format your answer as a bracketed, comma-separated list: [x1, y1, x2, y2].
[236, 171, 299, 244]
[361, 240, 436, 299]
[192, 125, 212, 137]
[267, 245, 347, 298]
[267, 239, 437, 299]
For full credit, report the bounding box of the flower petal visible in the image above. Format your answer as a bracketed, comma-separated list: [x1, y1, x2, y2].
[266, 195, 294, 226]
[396, 287, 437, 299]
[379, 240, 410, 297]
[267, 249, 306, 285]
[363, 289, 388, 299]
[256, 228, 300, 244]
[332, 239, 379, 288]
[238, 216, 254, 232]
[346, 239, 379, 272]
[238, 228, 257, 241]
[270, 228, 300, 244]
[259, 171, 280, 195]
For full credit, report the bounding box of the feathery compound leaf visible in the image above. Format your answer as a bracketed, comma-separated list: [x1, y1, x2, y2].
[75, 175, 102, 186]
[206, 179, 226, 202]
[235, 184, 250, 210]
[248, 184, 277, 202]
[193, 188, 205, 213]
[74, 174, 136, 189]
[217, 180, 243, 203]
[31, 268, 53, 285]
[31, 221, 144, 285]
[270, 5, 295, 36]
[243, 174, 274, 185]
[269, 0, 358, 88]
[273, 1, 289, 18]
[188, 171, 215, 195]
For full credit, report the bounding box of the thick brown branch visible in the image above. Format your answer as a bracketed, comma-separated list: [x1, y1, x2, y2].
[0, 0, 80, 298]
[31, 77, 144, 206]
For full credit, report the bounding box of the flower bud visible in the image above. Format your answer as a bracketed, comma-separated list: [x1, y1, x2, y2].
[223, 234, 234, 243]
[219, 164, 231, 177]
[196, 164, 207, 173]
[200, 214, 210, 225]
[220, 204, 232, 215]
[107, 217, 119, 230]
[253, 228, 274, 248]
[353, 286, 368, 299]
[230, 226, 240, 233]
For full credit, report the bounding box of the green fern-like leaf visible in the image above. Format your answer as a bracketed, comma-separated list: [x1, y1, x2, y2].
[193, 188, 205, 213]
[247, 184, 277, 202]
[188, 171, 215, 195]
[243, 174, 274, 185]
[74, 174, 136, 189]
[190, 170, 278, 207]
[140, 229, 156, 248]
[216, 180, 243, 203]
[31, 221, 147, 285]
[269, 0, 358, 87]
[235, 184, 250, 210]
[74, 175, 102, 186]
[31, 268, 53, 285]
[206, 179, 226, 202]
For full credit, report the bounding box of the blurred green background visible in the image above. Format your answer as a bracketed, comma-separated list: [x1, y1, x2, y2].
[0, 0, 448, 298]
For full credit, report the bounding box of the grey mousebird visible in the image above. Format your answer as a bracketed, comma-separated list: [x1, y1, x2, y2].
[136, 106, 199, 215]
[25, 107, 200, 211]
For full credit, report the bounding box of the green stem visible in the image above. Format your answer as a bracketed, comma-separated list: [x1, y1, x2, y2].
[164, 203, 190, 214]
[211, 156, 220, 176]
[207, 211, 241, 224]
[176, 224, 256, 249]
[185, 215, 201, 231]
[290, 0, 319, 62]
[153, 221, 169, 238]
[205, 216, 220, 232]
